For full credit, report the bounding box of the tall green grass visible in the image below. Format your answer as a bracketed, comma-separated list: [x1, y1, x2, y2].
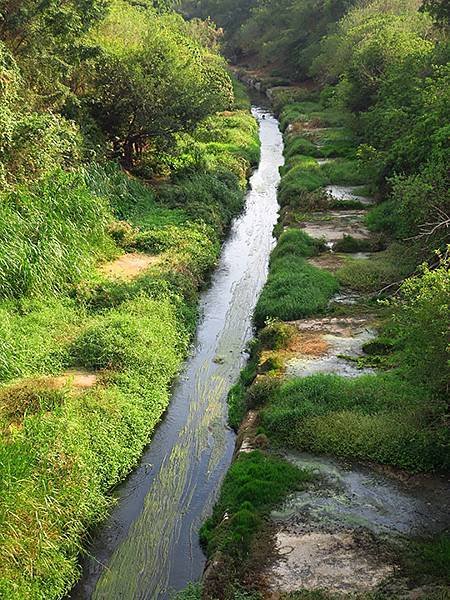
[0, 169, 116, 299]
[260, 373, 449, 472]
[0, 298, 84, 383]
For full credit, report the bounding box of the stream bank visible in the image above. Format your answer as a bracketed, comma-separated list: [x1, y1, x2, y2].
[197, 82, 450, 600]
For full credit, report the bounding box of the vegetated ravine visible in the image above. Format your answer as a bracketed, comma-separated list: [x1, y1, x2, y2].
[70, 106, 284, 600]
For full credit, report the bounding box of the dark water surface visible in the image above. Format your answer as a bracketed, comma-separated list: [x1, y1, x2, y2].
[71, 107, 284, 600]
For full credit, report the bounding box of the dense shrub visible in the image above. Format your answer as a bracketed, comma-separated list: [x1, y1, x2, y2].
[258, 320, 296, 351]
[1, 113, 82, 185]
[391, 259, 449, 397]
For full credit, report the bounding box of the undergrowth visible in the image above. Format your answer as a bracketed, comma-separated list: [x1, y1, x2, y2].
[0, 104, 259, 599]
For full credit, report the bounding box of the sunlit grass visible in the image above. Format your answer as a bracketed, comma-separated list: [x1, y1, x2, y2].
[0, 101, 260, 599]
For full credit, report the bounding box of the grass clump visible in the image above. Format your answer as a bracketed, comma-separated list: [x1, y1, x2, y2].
[320, 158, 368, 186]
[0, 379, 65, 424]
[284, 137, 322, 160]
[402, 535, 450, 585]
[254, 255, 338, 328]
[271, 229, 322, 260]
[333, 235, 373, 253]
[279, 102, 323, 131]
[260, 373, 449, 472]
[253, 229, 337, 329]
[314, 128, 356, 158]
[336, 245, 415, 293]
[227, 351, 260, 430]
[279, 158, 326, 205]
[200, 451, 310, 560]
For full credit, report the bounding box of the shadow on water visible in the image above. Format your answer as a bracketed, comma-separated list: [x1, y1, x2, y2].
[70, 107, 284, 600]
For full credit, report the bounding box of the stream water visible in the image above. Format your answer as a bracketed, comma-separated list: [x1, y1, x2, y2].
[71, 107, 284, 600]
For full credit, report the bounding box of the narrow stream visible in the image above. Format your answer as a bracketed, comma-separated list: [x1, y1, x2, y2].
[71, 107, 284, 600]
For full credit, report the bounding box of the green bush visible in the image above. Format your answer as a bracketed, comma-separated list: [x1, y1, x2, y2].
[1, 113, 82, 185]
[258, 320, 296, 350]
[391, 260, 449, 397]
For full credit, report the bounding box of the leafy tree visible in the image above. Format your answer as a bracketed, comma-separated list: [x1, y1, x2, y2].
[0, 42, 20, 184]
[182, 0, 258, 36]
[84, 2, 233, 166]
[421, 0, 450, 29]
[0, 0, 108, 108]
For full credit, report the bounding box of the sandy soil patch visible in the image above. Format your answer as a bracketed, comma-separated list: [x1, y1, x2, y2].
[287, 332, 330, 357]
[284, 316, 375, 378]
[308, 254, 347, 272]
[100, 252, 159, 280]
[269, 531, 393, 593]
[51, 369, 98, 391]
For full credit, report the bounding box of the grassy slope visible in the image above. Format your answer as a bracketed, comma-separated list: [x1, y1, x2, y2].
[0, 99, 259, 599]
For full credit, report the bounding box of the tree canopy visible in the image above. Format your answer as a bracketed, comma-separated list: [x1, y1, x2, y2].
[0, 0, 234, 175]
